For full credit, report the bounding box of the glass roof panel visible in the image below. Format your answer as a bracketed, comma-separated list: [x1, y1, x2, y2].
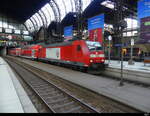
[55, 0, 66, 20]
[42, 5, 51, 26]
[83, 0, 92, 11]
[25, 0, 93, 31]
[35, 13, 43, 27]
[46, 3, 55, 21]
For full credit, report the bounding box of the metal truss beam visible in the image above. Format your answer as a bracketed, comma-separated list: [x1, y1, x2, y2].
[48, 0, 61, 22]
[40, 9, 48, 27]
[31, 16, 39, 30]
[37, 12, 45, 27]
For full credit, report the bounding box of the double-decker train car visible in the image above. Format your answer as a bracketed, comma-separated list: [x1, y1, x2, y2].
[21, 45, 42, 59]
[8, 40, 106, 73]
[8, 48, 21, 56]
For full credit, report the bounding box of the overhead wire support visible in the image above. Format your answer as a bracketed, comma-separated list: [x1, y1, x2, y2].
[114, 0, 125, 86]
[75, 0, 83, 40]
[48, 0, 62, 42]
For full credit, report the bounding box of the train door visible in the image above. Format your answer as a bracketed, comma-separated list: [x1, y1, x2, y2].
[32, 50, 35, 58]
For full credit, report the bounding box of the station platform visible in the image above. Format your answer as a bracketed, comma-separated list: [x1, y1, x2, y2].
[0, 57, 37, 113]
[105, 60, 150, 73]
[104, 60, 150, 85]
[12, 57, 150, 112]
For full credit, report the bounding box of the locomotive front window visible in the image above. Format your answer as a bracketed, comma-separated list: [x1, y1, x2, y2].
[86, 41, 102, 51]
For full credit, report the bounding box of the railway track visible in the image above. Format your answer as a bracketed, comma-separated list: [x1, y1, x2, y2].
[6, 58, 100, 113]
[5, 56, 142, 113]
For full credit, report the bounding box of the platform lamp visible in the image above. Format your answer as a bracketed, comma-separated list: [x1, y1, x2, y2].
[108, 35, 112, 65]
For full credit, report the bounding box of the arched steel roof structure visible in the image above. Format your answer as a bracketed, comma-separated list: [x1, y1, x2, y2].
[0, 0, 138, 33]
[25, 0, 93, 32]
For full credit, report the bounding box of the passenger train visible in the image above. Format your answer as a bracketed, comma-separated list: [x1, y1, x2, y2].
[8, 40, 106, 74]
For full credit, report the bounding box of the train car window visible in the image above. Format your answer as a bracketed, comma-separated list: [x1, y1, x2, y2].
[86, 41, 102, 51]
[77, 45, 81, 51]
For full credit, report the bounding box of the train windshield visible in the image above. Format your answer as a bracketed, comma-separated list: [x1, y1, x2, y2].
[86, 41, 102, 51]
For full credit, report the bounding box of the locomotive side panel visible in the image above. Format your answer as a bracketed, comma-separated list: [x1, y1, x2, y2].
[61, 45, 74, 62]
[72, 40, 91, 66]
[46, 48, 61, 60]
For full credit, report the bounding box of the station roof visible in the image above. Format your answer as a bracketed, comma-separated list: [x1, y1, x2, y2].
[0, 0, 48, 23]
[0, 0, 139, 31]
[83, 0, 138, 22]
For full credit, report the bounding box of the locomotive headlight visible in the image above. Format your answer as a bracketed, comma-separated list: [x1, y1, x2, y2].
[90, 54, 96, 58]
[90, 60, 93, 63]
[101, 59, 105, 62]
[99, 54, 105, 57]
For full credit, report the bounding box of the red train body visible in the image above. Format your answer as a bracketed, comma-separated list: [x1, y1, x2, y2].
[21, 45, 42, 59]
[8, 40, 105, 72]
[8, 48, 21, 56]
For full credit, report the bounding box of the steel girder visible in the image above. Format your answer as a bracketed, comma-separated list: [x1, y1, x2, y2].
[23, 23, 30, 32]
[48, 0, 61, 22]
[37, 12, 45, 27]
[31, 16, 39, 30]
[34, 13, 42, 27]
[29, 18, 36, 31]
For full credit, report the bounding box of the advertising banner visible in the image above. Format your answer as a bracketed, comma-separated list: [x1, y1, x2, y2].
[88, 14, 104, 31]
[141, 16, 150, 32]
[140, 14, 150, 43]
[64, 26, 73, 37]
[138, 0, 150, 19]
[138, 0, 150, 44]
[89, 28, 103, 44]
[88, 14, 104, 44]
[64, 26, 73, 41]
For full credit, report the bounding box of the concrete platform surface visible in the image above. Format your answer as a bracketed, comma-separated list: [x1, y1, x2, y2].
[0, 57, 24, 113]
[105, 60, 150, 73]
[17, 58, 150, 113]
[0, 57, 37, 113]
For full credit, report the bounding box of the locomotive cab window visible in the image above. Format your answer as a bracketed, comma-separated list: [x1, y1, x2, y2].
[86, 41, 102, 51]
[77, 45, 81, 51]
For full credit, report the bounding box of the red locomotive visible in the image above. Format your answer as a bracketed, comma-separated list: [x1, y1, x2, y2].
[8, 40, 105, 73]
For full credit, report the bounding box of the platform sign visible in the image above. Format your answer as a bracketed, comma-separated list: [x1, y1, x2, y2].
[88, 14, 104, 31]
[138, 0, 150, 20]
[131, 39, 135, 46]
[64, 26, 73, 37]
